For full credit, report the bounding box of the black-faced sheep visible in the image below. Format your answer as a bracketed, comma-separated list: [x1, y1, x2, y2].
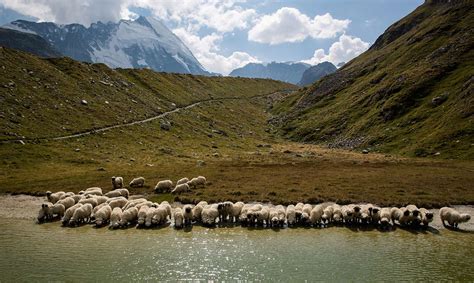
[111, 176, 124, 189]
[46, 191, 65, 203]
[440, 207, 471, 228]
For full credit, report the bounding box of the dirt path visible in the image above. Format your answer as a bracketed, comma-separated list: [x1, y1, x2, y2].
[1, 194, 472, 232]
[2, 90, 292, 144]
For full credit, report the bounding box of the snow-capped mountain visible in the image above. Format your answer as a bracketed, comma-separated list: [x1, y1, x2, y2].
[3, 17, 209, 75]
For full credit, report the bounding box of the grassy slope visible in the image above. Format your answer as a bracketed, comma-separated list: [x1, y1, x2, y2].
[0, 47, 473, 207]
[274, 1, 474, 159]
[0, 47, 293, 140]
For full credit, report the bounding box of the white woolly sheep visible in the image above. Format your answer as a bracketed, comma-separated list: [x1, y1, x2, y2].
[332, 204, 343, 223]
[95, 205, 112, 226]
[322, 206, 334, 224]
[71, 194, 83, 204]
[176, 177, 189, 185]
[108, 197, 128, 210]
[57, 197, 75, 210]
[123, 198, 147, 210]
[171, 183, 190, 194]
[91, 203, 107, 220]
[60, 192, 75, 200]
[145, 207, 157, 227]
[440, 207, 471, 228]
[109, 207, 123, 229]
[46, 191, 65, 204]
[79, 197, 98, 208]
[84, 187, 103, 196]
[192, 201, 207, 222]
[152, 205, 169, 225]
[286, 205, 296, 226]
[201, 204, 219, 226]
[174, 207, 185, 228]
[187, 176, 206, 189]
[420, 208, 434, 227]
[111, 176, 124, 190]
[160, 201, 172, 218]
[154, 180, 174, 193]
[62, 203, 82, 225]
[129, 177, 145, 188]
[231, 201, 244, 222]
[51, 203, 65, 219]
[69, 203, 92, 226]
[137, 205, 149, 227]
[310, 205, 324, 226]
[183, 204, 193, 225]
[217, 201, 233, 222]
[342, 205, 355, 224]
[120, 207, 138, 227]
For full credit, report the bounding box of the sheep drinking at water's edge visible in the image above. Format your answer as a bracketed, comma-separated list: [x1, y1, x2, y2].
[38, 189, 471, 231]
[440, 207, 471, 228]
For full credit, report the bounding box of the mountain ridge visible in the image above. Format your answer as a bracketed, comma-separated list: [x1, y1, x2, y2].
[230, 62, 310, 84]
[273, 0, 474, 159]
[3, 16, 209, 75]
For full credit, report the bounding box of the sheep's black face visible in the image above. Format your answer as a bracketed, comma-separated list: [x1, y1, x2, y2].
[403, 210, 410, 217]
[412, 210, 420, 217]
[185, 207, 192, 214]
[354, 207, 361, 213]
[426, 213, 434, 220]
[372, 208, 379, 214]
[46, 192, 52, 197]
[347, 212, 353, 217]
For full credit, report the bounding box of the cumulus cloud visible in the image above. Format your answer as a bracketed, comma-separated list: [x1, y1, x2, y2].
[173, 27, 260, 75]
[302, 34, 370, 65]
[248, 7, 350, 45]
[132, 0, 257, 33]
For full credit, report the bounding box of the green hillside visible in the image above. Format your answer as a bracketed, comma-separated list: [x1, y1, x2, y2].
[274, 1, 473, 159]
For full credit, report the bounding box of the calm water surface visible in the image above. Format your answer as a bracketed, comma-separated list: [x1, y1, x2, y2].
[0, 218, 473, 282]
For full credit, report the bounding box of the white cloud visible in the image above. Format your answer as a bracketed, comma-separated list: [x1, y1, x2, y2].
[127, 0, 257, 33]
[173, 27, 260, 75]
[0, 0, 130, 26]
[248, 7, 350, 45]
[302, 34, 369, 65]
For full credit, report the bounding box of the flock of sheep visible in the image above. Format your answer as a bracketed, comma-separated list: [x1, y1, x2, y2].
[36, 176, 471, 230]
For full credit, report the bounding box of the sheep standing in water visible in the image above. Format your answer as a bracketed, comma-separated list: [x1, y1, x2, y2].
[192, 201, 207, 222]
[109, 207, 123, 229]
[62, 203, 82, 226]
[379, 207, 392, 228]
[37, 203, 53, 223]
[322, 206, 334, 225]
[137, 206, 149, 227]
[406, 205, 422, 226]
[112, 176, 124, 189]
[286, 205, 296, 226]
[120, 207, 138, 227]
[231, 202, 244, 223]
[174, 208, 185, 229]
[95, 205, 112, 227]
[440, 207, 471, 228]
[201, 204, 219, 226]
[310, 205, 324, 227]
[69, 203, 93, 226]
[420, 208, 434, 227]
[183, 204, 193, 226]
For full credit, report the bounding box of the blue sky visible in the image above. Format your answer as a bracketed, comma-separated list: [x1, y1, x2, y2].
[0, 0, 423, 74]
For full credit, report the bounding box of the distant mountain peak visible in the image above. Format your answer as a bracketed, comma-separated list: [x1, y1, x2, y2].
[3, 17, 209, 75]
[230, 62, 310, 84]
